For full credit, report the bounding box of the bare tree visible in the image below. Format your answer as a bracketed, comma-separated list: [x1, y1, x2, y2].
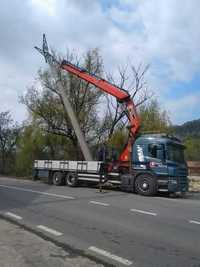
[103, 63, 153, 139]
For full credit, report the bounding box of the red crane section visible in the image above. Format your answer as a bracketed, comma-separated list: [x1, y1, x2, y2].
[60, 60, 141, 163]
[61, 61, 128, 101]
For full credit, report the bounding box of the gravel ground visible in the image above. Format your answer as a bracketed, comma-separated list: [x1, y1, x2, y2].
[0, 219, 104, 267]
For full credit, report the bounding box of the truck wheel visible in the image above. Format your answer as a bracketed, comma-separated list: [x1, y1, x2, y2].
[135, 174, 157, 196]
[66, 172, 78, 187]
[52, 172, 63, 186]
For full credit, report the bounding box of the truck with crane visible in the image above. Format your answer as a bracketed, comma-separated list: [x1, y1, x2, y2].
[33, 35, 188, 196]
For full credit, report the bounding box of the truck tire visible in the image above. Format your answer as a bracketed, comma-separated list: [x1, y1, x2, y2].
[52, 172, 63, 186]
[135, 174, 157, 196]
[66, 172, 78, 187]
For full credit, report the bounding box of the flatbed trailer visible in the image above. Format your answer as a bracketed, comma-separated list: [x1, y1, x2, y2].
[34, 160, 121, 187]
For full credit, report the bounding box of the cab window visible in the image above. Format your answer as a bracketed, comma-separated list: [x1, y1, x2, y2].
[148, 144, 165, 160]
[166, 144, 185, 163]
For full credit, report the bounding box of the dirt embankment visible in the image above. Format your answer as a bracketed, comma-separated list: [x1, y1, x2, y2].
[189, 176, 200, 192]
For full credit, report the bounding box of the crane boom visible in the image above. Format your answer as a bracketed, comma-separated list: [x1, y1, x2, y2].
[35, 34, 140, 163]
[61, 60, 129, 101]
[60, 60, 140, 162]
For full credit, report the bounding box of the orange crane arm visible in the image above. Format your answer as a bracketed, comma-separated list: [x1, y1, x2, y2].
[60, 60, 141, 162]
[35, 34, 140, 163]
[61, 60, 128, 100]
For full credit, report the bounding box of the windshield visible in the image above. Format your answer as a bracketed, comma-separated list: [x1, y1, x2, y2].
[166, 144, 185, 163]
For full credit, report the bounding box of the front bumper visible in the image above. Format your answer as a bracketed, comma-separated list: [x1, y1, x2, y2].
[168, 176, 188, 193]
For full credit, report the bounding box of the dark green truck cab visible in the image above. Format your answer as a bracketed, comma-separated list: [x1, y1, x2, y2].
[131, 134, 188, 195]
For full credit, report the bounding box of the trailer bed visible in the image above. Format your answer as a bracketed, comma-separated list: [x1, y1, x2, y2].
[34, 160, 121, 184]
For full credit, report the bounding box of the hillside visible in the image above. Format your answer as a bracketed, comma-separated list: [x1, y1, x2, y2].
[172, 119, 200, 161]
[172, 118, 200, 139]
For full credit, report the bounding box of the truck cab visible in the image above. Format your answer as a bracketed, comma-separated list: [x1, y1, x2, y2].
[132, 134, 188, 195]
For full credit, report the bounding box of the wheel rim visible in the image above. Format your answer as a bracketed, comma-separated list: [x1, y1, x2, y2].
[54, 174, 60, 184]
[68, 174, 75, 184]
[139, 179, 150, 192]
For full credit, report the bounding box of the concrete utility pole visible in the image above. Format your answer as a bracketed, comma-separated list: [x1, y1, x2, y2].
[35, 34, 93, 161]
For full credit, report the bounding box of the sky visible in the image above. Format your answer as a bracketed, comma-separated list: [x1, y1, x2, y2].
[0, 0, 200, 125]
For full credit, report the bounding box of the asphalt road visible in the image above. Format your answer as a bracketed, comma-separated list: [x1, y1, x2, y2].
[0, 176, 200, 267]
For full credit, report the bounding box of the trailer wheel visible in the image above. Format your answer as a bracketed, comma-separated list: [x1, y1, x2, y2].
[135, 174, 157, 196]
[66, 172, 78, 187]
[52, 172, 63, 186]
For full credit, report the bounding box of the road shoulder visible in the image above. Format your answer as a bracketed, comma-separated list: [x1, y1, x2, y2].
[0, 216, 106, 267]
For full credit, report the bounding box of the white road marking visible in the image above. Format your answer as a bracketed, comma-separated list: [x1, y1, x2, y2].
[88, 246, 133, 266]
[0, 184, 75, 199]
[189, 220, 200, 225]
[37, 225, 63, 236]
[89, 201, 110, 206]
[130, 208, 157, 216]
[5, 212, 22, 220]
[156, 196, 180, 202]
